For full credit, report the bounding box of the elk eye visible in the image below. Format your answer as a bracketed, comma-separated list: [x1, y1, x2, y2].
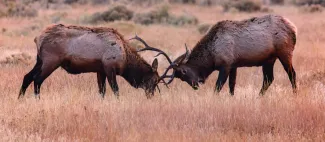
[181, 69, 187, 75]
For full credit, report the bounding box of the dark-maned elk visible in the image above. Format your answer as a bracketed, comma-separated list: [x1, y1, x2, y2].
[18, 24, 162, 99]
[137, 15, 298, 95]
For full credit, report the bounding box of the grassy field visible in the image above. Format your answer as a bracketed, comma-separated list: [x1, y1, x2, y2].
[1, 3, 325, 141]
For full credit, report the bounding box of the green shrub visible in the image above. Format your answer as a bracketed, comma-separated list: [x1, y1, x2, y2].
[91, 0, 109, 5]
[270, 0, 284, 5]
[133, 6, 198, 26]
[224, 0, 262, 12]
[168, 14, 198, 26]
[133, 6, 169, 25]
[86, 5, 134, 24]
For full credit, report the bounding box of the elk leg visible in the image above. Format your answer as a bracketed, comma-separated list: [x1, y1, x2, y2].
[228, 68, 237, 96]
[215, 67, 230, 93]
[18, 57, 42, 99]
[33, 59, 60, 99]
[279, 55, 297, 93]
[97, 72, 106, 97]
[259, 61, 276, 95]
[105, 68, 119, 98]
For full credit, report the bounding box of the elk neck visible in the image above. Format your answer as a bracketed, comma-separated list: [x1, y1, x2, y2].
[186, 48, 215, 82]
[121, 48, 153, 88]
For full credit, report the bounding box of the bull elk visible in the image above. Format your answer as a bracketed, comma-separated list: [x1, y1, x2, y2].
[18, 24, 162, 99]
[137, 15, 298, 95]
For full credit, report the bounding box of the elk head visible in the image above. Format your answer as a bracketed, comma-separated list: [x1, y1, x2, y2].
[159, 45, 204, 90]
[129, 35, 169, 96]
[142, 58, 160, 97]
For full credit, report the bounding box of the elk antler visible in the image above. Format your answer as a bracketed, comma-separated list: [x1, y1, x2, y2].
[178, 44, 190, 65]
[130, 34, 175, 87]
[129, 34, 173, 65]
[158, 45, 190, 85]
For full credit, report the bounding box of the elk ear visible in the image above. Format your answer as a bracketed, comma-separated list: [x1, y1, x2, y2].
[152, 58, 158, 72]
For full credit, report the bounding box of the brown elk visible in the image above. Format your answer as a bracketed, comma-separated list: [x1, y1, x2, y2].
[18, 24, 162, 99]
[139, 15, 298, 95]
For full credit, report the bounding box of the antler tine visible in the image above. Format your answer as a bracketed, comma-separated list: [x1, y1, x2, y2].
[154, 52, 163, 57]
[156, 85, 161, 93]
[158, 44, 190, 86]
[185, 43, 189, 54]
[130, 34, 173, 64]
[166, 70, 176, 84]
[177, 44, 190, 65]
[159, 78, 170, 88]
[158, 64, 176, 85]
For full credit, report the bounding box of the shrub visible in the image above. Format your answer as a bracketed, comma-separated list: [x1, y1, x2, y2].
[294, 0, 325, 6]
[270, 0, 284, 5]
[197, 24, 211, 34]
[301, 4, 323, 12]
[86, 5, 134, 24]
[168, 14, 198, 26]
[64, 0, 80, 4]
[127, 0, 164, 6]
[133, 6, 170, 25]
[169, 0, 217, 6]
[224, 0, 262, 12]
[91, 0, 110, 5]
[169, 0, 196, 4]
[133, 6, 198, 26]
[7, 5, 38, 17]
[0, 53, 32, 66]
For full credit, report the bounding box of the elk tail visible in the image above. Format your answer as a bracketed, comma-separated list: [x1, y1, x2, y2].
[34, 36, 43, 66]
[34, 36, 41, 56]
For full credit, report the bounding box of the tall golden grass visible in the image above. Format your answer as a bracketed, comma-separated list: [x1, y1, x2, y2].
[0, 4, 325, 141]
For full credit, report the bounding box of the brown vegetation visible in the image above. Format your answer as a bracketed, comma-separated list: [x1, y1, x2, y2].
[0, 53, 32, 66]
[0, 2, 325, 142]
[301, 4, 324, 12]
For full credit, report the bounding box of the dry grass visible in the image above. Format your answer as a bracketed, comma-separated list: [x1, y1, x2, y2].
[1, 4, 325, 141]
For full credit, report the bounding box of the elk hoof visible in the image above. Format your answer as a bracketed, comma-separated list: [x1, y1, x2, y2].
[100, 93, 105, 99]
[192, 86, 198, 90]
[18, 92, 24, 99]
[35, 94, 40, 99]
